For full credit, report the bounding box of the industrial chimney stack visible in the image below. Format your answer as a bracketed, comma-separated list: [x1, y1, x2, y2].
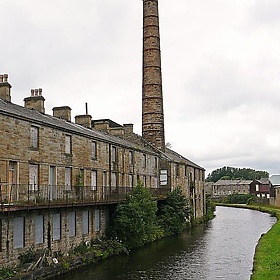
[142, 0, 165, 151]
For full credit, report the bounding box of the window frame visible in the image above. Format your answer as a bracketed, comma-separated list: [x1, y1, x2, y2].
[92, 141, 97, 159]
[65, 135, 72, 154]
[30, 125, 39, 149]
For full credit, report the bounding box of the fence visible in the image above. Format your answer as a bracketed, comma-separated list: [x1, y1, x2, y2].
[0, 183, 170, 210]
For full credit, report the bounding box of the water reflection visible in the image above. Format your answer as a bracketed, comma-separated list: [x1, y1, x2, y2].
[57, 206, 276, 280]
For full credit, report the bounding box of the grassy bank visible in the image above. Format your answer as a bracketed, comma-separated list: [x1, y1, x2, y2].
[216, 203, 280, 280]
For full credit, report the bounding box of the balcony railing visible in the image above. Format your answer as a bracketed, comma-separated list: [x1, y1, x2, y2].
[0, 184, 170, 210]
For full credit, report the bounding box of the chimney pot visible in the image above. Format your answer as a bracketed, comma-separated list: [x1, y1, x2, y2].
[35, 89, 39, 96]
[31, 89, 35, 96]
[39, 88, 42, 96]
[0, 75, 3, 83]
[3, 74, 8, 82]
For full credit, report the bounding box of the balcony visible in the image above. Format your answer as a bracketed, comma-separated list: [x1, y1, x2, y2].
[0, 184, 170, 212]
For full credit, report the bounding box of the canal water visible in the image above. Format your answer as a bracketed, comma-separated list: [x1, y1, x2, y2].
[58, 206, 276, 280]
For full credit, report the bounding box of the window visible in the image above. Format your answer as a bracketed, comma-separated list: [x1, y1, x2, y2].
[129, 151, 133, 165]
[13, 217, 25, 249]
[91, 170, 97, 191]
[112, 146, 117, 163]
[82, 211, 89, 235]
[154, 157, 158, 168]
[65, 167, 72, 191]
[52, 213, 61, 241]
[65, 135, 71, 154]
[35, 215, 44, 244]
[129, 174, 133, 188]
[69, 212, 76, 237]
[176, 164, 180, 177]
[29, 164, 39, 191]
[256, 184, 259, 192]
[142, 154, 146, 168]
[154, 177, 158, 188]
[30, 126, 39, 149]
[92, 141, 97, 159]
[94, 209, 100, 232]
[111, 173, 117, 190]
[160, 170, 168, 186]
[143, 176, 146, 187]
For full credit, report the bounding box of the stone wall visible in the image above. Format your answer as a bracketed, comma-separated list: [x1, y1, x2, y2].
[0, 206, 107, 267]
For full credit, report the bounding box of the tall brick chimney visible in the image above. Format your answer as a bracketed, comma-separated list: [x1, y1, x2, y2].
[0, 74, 12, 102]
[24, 88, 45, 113]
[142, 0, 165, 151]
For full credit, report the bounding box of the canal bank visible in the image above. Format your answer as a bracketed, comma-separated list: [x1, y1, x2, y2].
[217, 203, 280, 280]
[215, 203, 280, 279]
[55, 206, 275, 280]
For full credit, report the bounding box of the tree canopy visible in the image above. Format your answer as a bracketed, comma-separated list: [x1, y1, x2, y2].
[206, 166, 269, 182]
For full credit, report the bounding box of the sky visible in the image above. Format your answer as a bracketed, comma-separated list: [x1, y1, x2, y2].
[1, 0, 280, 177]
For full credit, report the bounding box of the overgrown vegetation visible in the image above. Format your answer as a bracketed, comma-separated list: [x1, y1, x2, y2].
[158, 187, 191, 236]
[205, 195, 216, 221]
[0, 267, 15, 280]
[206, 166, 269, 182]
[224, 193, 254, 204]
[108, 184, 163, 249]
[18, 246, 36, 264]
[109, 184, 210, 249]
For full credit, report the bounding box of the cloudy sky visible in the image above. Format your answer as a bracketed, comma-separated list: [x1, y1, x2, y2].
[1, 0, 280, 176]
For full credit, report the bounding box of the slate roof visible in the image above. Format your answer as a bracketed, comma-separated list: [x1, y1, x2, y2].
[214, 179, 252, 186]
[269, 175, 280, 187]
[164, 148, 204, 170]
[0, 98, 204, 170]
[256, 178, 270, 185]
[0, 99, 155, 154]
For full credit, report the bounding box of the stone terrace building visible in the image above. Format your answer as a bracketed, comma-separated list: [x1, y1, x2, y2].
[0, 76, 205, 266]
[212, 179, 251, 198]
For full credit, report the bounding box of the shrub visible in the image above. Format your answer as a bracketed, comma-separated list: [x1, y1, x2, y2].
[109, 183, 162, 249]
[158, 187, 191, 236]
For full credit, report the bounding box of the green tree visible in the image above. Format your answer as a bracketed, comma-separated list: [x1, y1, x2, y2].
[110, 184, 162, 249]
[158, 187, 191, 236]
[206, 166, 269, 182]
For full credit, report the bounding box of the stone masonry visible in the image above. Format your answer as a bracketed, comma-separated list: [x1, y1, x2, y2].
[142, 0, 165, 151]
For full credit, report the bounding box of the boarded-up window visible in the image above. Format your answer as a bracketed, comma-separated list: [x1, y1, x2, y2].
[30, 126, 39, 148]
[35, 215, 44, 244]
[143, 176, 146, 188]
[65, 168, 71, 191]
[65, 135, 71, 154]
[82, 211, 89, 235]
[129, 174, 133, 188]
[129, 151, 133, 165]
[91, 170, 97, 191]
[160, 170, 168, 186]
[94, 209, 100, 232]
[111, 173, 117, 190]
[52, 213, 61, 241]
[154, 177, 158, 188]
[68, 212, 76, 237]
[13, 217, 24, 249]
[112, 146, 117, 163]
[29, 164, 39, 191]
[142, 154, 146, 168]
[92, 141, 97, 159]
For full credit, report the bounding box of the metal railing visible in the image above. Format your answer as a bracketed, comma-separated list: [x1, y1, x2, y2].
[0, 183, 170, 210]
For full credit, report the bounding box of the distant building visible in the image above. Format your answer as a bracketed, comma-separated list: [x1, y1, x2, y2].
[249, 178, 270, 198]
[269, 175, 280, 207]
[212, 179, 251, 197]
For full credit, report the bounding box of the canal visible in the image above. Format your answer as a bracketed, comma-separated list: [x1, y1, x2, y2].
[58, 206, 276, 280]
